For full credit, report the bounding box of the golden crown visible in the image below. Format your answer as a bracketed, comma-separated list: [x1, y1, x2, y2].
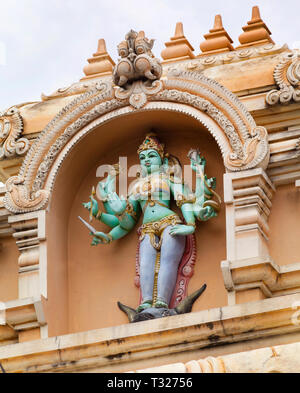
[137, 133, 165, 159]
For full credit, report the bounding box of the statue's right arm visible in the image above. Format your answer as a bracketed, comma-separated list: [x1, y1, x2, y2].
[83, 177, 127, 228]
[91, 197, 141, 245]
[97, 180, 126, 216]
[118, 196, 141, 228]
[99, 212, 120, 228]
[82, 198, 119, 228]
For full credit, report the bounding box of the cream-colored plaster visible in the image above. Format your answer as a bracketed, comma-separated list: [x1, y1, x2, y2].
[0, 293, 299, 372]
[135, 340, 300, 373]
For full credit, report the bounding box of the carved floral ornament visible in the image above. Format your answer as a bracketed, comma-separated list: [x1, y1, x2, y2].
[4, 53, 269, 214]
[266, 51, 300, 105]
[0, 107, 29, 159]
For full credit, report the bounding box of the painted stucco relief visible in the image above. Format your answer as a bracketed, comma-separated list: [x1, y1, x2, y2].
[0, 107, 29, 160]
[80, 133, 218, 320]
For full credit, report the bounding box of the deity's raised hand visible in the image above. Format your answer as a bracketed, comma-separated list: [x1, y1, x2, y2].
[82, 195, 98, 217]
[198, 206, 216, 221]
[107, 192, 127, 215]
[188, 149, 206, 173]
[97, 182, 109, 201]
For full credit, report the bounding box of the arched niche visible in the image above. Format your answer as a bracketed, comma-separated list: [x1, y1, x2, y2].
[45, 108, 227, 336]
[3, 71, 271, 336]
[4, 71, 269, 215]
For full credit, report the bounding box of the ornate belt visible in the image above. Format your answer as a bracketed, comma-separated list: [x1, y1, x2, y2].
[139, 214, 182, 251]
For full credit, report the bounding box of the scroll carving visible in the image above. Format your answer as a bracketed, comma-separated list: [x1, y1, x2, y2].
[4, 176, 49, 214]
[266, 51, 300, 105]
[151, 72, 269, 172]
[0, 107, 29, 159]
[115, 79, 163, 109]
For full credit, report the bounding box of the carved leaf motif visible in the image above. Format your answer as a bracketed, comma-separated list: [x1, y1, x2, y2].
[0, 107, 29, 159]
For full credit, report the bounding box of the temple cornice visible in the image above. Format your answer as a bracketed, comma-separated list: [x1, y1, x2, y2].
[0, 293, 299, 372]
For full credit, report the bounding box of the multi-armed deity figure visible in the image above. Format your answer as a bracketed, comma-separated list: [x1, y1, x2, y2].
[80, 30, 221, 321]
[81, 133, 221, 317]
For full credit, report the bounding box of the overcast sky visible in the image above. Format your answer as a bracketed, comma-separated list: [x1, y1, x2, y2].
[0, 0, 299, 111]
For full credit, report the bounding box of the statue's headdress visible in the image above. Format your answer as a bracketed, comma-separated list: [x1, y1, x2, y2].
[137, 133, 165, 160]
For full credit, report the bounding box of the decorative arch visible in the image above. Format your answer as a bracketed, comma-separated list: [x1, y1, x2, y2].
[4, 70, 269, 214]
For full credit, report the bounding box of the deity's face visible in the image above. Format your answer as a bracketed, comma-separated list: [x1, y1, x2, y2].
[139, 149, 162, 175]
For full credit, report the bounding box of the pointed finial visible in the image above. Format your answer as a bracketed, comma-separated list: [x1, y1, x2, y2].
[174, 22, 184, 39]
[81, 38, 115, 81]
[213, 15, 223, 30]
[237, 6, 274, 48]
[251, 5, 261, 22]
[96, 39, 107, 54]
[161, 22, 195, 63]
[199, 14, 234, 56]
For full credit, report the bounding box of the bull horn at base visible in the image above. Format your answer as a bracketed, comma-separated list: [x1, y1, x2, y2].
[175, 284, 207, 315]
[117, 301, 138, 323]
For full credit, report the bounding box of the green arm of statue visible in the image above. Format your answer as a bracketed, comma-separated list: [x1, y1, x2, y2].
[97, 174, 127, 216]
[169, 180, 196, 236]
[91, 197, 141, 246]
[105, 192, 127, 216]
[83, 188, 127, 227]
[91, 225, 130, 246]
[82, 197, 120, 228]
[188, 149, 220, 221]
[82, 166, 124, 228]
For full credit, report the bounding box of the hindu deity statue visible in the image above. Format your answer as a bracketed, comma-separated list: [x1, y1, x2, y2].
[81, 133, 221, 316]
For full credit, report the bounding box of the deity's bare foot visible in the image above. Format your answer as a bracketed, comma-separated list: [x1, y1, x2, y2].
[154, 299, 169, 309]
[136, 300, 152, 313]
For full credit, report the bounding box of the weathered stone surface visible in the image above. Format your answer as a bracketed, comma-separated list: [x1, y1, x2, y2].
[134, 341, 300, 373]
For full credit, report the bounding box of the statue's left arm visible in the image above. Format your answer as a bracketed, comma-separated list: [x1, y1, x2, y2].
[188, 149, 221, 222]
[169, 180, 196, 236]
